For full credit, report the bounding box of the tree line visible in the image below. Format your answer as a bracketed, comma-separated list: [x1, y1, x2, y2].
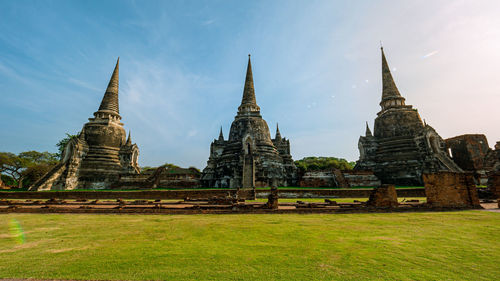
[294, 157, 355, 174]
[0, 134, 75, 189]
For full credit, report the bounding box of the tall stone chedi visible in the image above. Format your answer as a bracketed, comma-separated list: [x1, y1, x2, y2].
[201, 56, 297, 188]
[30, 58, 140, 190]
[355, 48, 462, 185]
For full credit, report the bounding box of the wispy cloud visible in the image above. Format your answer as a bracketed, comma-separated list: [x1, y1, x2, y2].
[422, 50, 439, 59]
[67, 78, 101, 92]
[0, 61, 32, 85]
[201, 19, 216, 26]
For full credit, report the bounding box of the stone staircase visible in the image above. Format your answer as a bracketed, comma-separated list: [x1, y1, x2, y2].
[375, 136, 421, 161]
[434, 151, 463, 172]
[29, 162, 66, 191]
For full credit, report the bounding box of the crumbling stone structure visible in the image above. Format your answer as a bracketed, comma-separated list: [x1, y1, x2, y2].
[484, 141, 500, 173]
[366, 184, 398, 208]
[30, 59, 140, 190]
[446, 134, 490, 184]
[487, 172, 500, 208]
[266, 187, 279, 209]
[423, 172, 480, 208]
[113, 166, 201, 189]
[201, 56, 297, 189]
[355, 48, 462, 185]
[342, 171, 381, 187]
[299, 170, 380, 187]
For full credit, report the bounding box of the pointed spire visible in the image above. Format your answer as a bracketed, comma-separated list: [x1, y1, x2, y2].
[97, 57, 120, 115]
[126, 130, 132, 145]
[275, 123, 282, 139]
[238, 54, 260, 114]
[365, 121, 372, 137]
[380, 48, 405, 106]
[218, 126, 224, 141]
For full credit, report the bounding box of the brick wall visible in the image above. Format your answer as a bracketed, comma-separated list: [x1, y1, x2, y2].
[0, 188, 425, 200]
[423, 172, 480, 208]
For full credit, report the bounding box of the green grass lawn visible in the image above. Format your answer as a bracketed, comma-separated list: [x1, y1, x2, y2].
[1, 212, 499, 280]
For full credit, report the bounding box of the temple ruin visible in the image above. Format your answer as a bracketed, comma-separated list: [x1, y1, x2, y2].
[445, 134, 491, 184]
[355, 48, 462, 185]
[485, 141, 500, 173]
[201, 55, 297, 189]
[30, 58, 140, 190]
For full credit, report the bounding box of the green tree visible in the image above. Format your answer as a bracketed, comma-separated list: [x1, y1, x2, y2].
[0, 151, 58, 189]
[161, 163, 181, 170]
[0, 152, 24, 188]
[188, 166, 200, 173]
[141, 166, 155, 172]
[294, 156, 355, 174]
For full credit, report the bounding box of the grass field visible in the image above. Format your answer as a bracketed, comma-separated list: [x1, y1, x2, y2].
[1, 211, 499, 280]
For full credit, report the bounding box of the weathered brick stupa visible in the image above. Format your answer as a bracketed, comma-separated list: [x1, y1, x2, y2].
[355, 48, 462, 185]
[201, 55, 297, 189]
[30, 58, 140, 190]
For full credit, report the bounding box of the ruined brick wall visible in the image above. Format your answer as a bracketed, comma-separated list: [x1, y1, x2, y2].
[256, 188, 424, 198]
[0, 190, 237, 200]
[236, 188, 256, 200]
[484, 142, 500, 172]
[299, 171, 336, 187]
[299, 170, 380, 188]
[487, 172, 500, 208]
[446, 134, 490, 171]
[423, 172, 480, 208]
[265, 187, 279, 209]
[113, 169, 201, 189]
[0, 188, 426, 200]
[367, 184, 398, 208]
[342, 171, 381, 187]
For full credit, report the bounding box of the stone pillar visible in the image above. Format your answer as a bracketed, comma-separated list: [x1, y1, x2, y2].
[367, 184, 399, 208]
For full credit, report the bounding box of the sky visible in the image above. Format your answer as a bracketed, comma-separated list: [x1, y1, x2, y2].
[1, 0, 500, 169]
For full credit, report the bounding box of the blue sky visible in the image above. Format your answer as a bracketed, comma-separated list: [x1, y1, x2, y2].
[1, 0, 500, 168]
